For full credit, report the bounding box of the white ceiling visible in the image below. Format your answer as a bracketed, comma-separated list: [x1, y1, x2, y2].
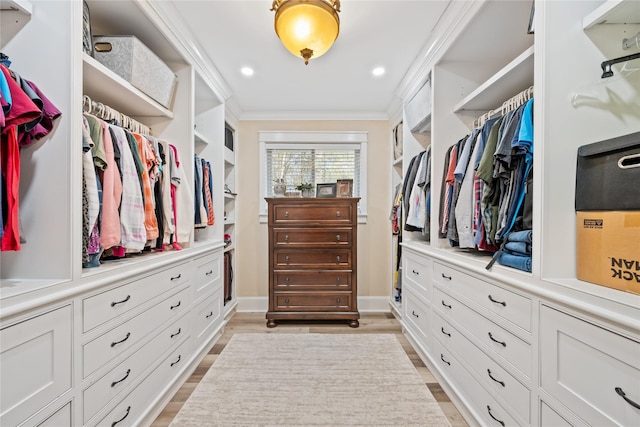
[163, 0, 452, 119]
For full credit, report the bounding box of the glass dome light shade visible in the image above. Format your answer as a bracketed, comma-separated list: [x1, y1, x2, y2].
[274, 0, 340, 64]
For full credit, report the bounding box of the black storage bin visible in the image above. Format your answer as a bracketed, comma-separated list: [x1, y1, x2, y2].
[225, 123, 234, 151]
[575, 131, 640, 211]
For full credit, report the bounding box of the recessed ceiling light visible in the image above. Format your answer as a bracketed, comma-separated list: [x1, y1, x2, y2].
[372, 67, 385, 77]
[241, 67, 254, 77]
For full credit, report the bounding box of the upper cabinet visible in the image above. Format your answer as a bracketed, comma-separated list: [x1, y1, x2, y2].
[0, 0, 229, 305]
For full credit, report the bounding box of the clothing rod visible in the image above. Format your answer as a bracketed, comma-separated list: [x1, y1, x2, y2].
[473, 86, 533, 129]
[82, 94, 151, 135]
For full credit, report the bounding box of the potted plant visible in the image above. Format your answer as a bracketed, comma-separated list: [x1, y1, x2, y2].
[296, 183, 314, 197]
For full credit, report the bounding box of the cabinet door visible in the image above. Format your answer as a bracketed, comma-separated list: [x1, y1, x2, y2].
[540, 305, 640, 426]
[0, 306, 72, 426]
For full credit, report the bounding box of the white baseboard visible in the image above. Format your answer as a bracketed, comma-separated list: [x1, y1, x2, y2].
[236, 296, 390, 313]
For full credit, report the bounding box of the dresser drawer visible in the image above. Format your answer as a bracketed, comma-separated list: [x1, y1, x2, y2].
[193, 251, 222, 302]
[540, 305, 640, 426]
[404, 288, 431, 344]
[273, 228, 352, 248]
[37, 401, 72, 427]
[83, 285, 191, 378]
[271, 202, 355, 225]
[93, 338, 191, 427]
[0, 305, 72, 427]
[433, 312, 530, 423]
[274, 249, 352, 269]
[82, 262, 190, 332]
[540, 401, 576, 427]
[273, 293, 352, 311]
[434, 285, 531, 378]
[82, 312, 190, 423]
[274, 271, 351, 291]
[434, 262, 531, 332]
[403, 251, 432, 300]
[194, 288, 223, 345]
[431, 338, 521, 427]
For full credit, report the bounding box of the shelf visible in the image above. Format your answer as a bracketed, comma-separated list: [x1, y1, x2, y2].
[224, 245, 235, 253]
[224, 193, 236, 200]
[224, 147, 235, 165]
[454, 46, 534, 112]
[0, 0, 31, 14]
[194, 129, 211, 146]
[83, 53, 174, 119]
[583, 0, 640, 29]
[224, 220, 235, 226]
[393, 156, 403, 167]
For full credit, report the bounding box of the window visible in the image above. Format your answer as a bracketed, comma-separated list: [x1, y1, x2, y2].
[259, 131, 368, 222]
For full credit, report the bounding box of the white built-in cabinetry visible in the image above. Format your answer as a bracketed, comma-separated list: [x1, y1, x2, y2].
[0, 0, 234, 425]
[395, 0, 640, 426]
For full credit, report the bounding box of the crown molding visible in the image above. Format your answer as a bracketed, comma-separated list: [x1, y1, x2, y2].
[239, 110, 390, 121]
[395, 0, 483, 102]
[142, 0, 232, 103]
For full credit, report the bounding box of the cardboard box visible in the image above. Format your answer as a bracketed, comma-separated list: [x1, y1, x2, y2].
[93, 35, 177, 109]
[576, 211, 640, 294]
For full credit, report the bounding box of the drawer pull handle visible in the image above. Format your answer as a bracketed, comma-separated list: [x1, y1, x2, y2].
[170, 355, 181, 367]
[487, 369, 505, 387]
[615, 387, 640, 410]
[486, 405, 505, 426]
[111, 295, 131, 307]
[336, 256, 341, 262]
[441, 273, 452, 280]
[336, 234, 341, 241]
[440, 354, 450, 366]
[205, 270, 213, 275]
[441, 300, 452, 309]
[170, 301, 181, 310]
[336, 211, 341, 217]
[285, 276, 290, 283]
[171, 328, 182, 338]
[284, 211, 289, 217]
[205, 311, 214, 318]
[111, 406, 131, 427]
[111, 332, 131, 348]
[488, 295, 506, 306]
[285, 256, 290, 263]
[441, 327, 451, 337]
[284, 234, 289, 241]
[412, 269, 419, 275]
[171, 274, 182, 281]
[284, 298, 290, 304]
[336, 298, 341, 304]
[488, 332, 507, 347]
[411, 310, 419, 318]
[111, 369, 131, 387]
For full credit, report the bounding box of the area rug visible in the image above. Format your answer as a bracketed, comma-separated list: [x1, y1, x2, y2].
[170, 333, 451, 426]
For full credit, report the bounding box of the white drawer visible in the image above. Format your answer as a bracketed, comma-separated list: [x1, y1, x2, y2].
[83, 262, 190, 333]
[195, 288, 223, 344]
[194, 251, 222, 303]
[403, 251, 432, 299]
[0, 305, 72, 427]
[540, 305, 640, 426]
[431, 337, 520, 427]
[35, 401, 72, 427]
[83, 312, 191, 423]
[403, 288, 431, 345]
[434, 262, 531, 332]
[432, 312, 530, 423]
[93, 338, 191, 427]
[540, 401, 576, 427]
[83, 285, 191, 378]
[434, 285, 531, 378]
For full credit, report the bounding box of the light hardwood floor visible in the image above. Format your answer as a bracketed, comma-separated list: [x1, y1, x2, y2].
[152, 312, 469, 427]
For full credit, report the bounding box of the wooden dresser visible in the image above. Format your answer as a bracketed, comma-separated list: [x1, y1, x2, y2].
[266, 197, 360, 328]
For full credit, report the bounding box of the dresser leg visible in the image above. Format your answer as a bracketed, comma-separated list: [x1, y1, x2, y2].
[348, 319, 359, 328]
[266, 319, 277, 328]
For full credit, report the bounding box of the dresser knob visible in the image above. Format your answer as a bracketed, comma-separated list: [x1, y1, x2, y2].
[336, 211, 341, 217]
[336, 298, 341, 304]
[284, 211, 289, 217]
[285, 276, 290, 282]
[336, 277, 341, 283]
[336, 234, 341, 241]
[284, 234, 289, 241]
[284, 298, 290, 304]
[336, 256, 341, 262]
[285, 256, 290, 263]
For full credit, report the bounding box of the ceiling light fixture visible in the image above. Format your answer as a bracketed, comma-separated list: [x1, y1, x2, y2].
[270, 0, 341, 65]
[372, 67, 385, 77]
[241, 67, 254, 76]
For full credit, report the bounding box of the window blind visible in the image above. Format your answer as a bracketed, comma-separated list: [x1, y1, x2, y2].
[266, 148, 360, 196]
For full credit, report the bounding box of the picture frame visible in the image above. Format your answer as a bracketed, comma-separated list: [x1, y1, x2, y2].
[336, 179, 353, 198]
[316, 183, 337, 198]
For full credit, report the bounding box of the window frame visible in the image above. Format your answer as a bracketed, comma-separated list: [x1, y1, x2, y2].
[259, 131, 368, 223]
